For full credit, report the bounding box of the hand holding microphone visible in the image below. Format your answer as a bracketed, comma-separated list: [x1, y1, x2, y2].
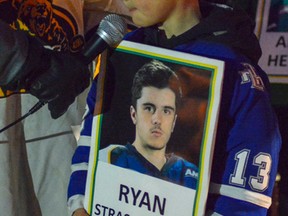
[0, 14, 126, 132]
[29, 14, 127, 119]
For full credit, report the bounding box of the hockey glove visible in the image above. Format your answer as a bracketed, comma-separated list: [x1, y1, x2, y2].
[29, 49, 91, 119]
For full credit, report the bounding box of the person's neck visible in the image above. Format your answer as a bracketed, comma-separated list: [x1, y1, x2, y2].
[158, 2, 201, 39]
[133, 143, 167, 170]
[145, 152, 167, 170]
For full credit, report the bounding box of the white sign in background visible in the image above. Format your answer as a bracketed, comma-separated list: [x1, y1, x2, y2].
[255, 0, 288, 83]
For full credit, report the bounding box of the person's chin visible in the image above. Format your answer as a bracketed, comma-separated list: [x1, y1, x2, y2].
[147, 142, 166, 151]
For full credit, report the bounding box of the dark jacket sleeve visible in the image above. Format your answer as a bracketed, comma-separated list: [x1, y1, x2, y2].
[0, 19, 45, 86]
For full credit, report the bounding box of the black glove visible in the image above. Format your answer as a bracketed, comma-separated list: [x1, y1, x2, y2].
[0, 25, 90, 119]
[29, 49, 91, 119]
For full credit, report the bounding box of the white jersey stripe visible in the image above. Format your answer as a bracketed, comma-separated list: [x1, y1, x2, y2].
[209, 182, 272, 208]
[71, 162, 88, 173]
[77, 136, 91, 147]
[206, 210, 223, 216]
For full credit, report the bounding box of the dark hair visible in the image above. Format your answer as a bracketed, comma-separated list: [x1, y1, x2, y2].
[131, 60, 182, 109]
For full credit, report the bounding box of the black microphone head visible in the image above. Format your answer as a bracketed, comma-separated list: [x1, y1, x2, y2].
[97, 14, 127, 47]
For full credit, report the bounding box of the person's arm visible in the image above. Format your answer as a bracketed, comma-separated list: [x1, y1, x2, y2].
[0, 20, 90, 119]
[206, 61, 281, 215]
[0, 20, 40, 86]
[67, 81, 97, 216]
[84, 0, 130, 16]
[83, 0, 133, 35]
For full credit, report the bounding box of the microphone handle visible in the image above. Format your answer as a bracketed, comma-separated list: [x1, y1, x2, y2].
[81, 34, 109, 64]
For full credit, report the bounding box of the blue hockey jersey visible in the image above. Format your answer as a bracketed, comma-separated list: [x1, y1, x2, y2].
[99, 144, 198, 189]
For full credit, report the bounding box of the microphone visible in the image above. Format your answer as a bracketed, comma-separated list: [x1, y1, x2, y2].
[81, 14, 127, 64]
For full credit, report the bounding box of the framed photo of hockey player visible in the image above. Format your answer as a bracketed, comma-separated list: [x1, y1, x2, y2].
[84, 41, 224, 216]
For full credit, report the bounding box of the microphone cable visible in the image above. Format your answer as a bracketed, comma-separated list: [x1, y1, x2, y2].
[0, 101, 46, 133]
